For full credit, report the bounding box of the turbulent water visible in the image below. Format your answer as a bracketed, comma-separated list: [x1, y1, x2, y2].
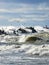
[0, 32, 49, 65]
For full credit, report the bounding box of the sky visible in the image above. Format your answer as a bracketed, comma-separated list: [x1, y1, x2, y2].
[0, 0, 49, 26]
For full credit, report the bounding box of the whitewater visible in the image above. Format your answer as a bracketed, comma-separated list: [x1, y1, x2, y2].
[0, 26, 49, 65]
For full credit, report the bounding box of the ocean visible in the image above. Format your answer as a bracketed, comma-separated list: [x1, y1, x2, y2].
[0, 32, 49, 65]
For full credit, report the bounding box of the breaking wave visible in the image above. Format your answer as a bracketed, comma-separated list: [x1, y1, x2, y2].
[0, 32, 49, 57]
[0, 32, 49, 43]
[0, 44, 49, 57]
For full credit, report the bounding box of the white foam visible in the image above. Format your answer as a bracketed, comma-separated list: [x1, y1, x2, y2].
[25, 44, 49, 56]
[0, 43, 49, 57]
[18, 34, 26, 42]
[34, 26, 49, 33]
[0, 45, 15, 51]
[0, 35, 18, 43]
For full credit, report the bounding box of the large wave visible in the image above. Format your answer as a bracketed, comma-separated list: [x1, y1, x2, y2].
[0, 32, 49, 43]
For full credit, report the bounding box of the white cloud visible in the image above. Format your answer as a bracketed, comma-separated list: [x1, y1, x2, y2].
[32, 18, 46, 21]
[0, 9, 14, 13]
[0, 7, 33, 13]
[8, 16, 48, 22]
[22, 14, 48, 18]
[0, 4, 49, 13]
[8, 18, 26, 22]
[0, 3, 49, 14]
[0, 7, 49, 14]
[0, 3, 49, 23]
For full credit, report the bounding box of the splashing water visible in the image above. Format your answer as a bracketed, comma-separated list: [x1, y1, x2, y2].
[0, 32, 49, 65]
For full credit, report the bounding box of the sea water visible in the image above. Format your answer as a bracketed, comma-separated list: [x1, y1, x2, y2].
[0, 33, 49, 65]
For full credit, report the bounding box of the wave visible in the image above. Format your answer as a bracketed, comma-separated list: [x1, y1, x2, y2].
[0, 44, 49, 57]
[0, 33, 42, 43]
[0, 26, 49, 35]
[0, 25, 49, 44]
[0, 32, 49, 43]
[15, 44, 49, 56]
[25, 44, 49, 56]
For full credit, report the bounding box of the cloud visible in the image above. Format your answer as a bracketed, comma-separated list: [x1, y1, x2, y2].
[8, 14, 49, 22]
[0, 7, 33, 13]
[8, 18, 28, 22]
[0, 2, 49, 24]
[22, 14, 48, 18]
[0, 9, 9, 12]
[0, 7, 49, 13]
[0, 3, 49, 13]
[32, 18, 46, 21]
[0, 2, 49, 14]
